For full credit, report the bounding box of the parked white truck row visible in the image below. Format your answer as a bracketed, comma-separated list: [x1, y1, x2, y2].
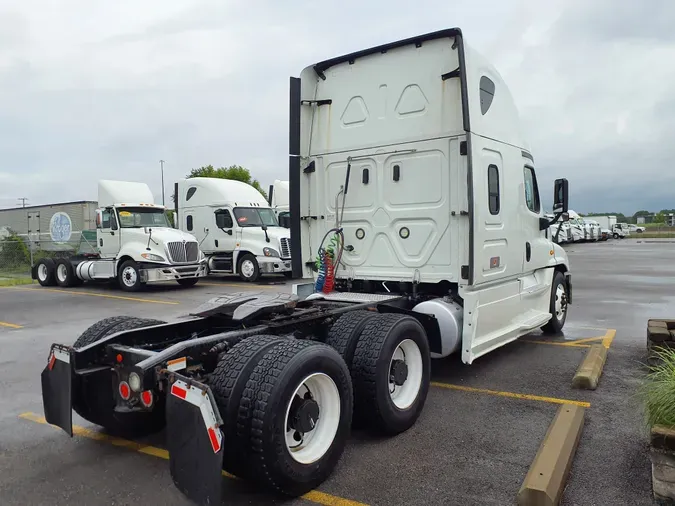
[548, 212, 642, 244]
[32, 177, 294, 291]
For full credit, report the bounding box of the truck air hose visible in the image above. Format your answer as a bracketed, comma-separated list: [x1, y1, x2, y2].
[314, 228, 344, 294]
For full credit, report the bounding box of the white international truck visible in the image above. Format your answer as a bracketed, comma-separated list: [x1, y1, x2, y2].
[32, 180, 206, 291]
[268, 179, 291, 228]
[40, 29, 572, 505]
[174, 177, 292, 281]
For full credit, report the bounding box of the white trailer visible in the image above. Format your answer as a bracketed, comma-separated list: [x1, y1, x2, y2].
[174, 177, 292, 281]
[32, 180, 206, 291]
[267, 179, 291, 228]
[39, 29, 573, 505]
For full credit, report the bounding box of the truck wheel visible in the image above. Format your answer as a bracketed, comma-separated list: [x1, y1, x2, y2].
[209, 334, 287, 479]
[55, 258, 78, 287]
[177, 278, 199, 288]
[325, 310, 379, 371]
[237, 253, 260, 282]
[613, 232, 619, 239]
[351, 313, 431, 435]
[118, 260, 143, 291]
[245, 339, 353, 497]
[34, 258, 56, 286]
[541, 271, 568, 334]
[72, 316, 167, 436]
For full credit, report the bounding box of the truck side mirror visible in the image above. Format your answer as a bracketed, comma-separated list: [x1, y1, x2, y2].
[561, 212, 570, 222]
[95, 209, 103, 229]
[553, 178, 569, 214]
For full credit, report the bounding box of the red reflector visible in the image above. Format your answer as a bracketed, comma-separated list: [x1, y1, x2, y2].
[48, 354, 56, 370]
[208, 427, 221, 453]
[116, 354, 123, 363]
[171, 384, 187, 399]
[141, 390, 153, 407]
[119, 381, 131, 400]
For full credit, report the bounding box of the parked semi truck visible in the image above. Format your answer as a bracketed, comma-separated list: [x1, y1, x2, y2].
[40, 29, 572, 505]
[268, 179, 291, 228]
[174, 177, 292, 281]
[32, 180, 206, 291]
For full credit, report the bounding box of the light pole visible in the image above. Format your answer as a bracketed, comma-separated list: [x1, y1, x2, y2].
[159, 160, 165, 206]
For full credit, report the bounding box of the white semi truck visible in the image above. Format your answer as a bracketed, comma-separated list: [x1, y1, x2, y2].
[268, 179, 291, 228]
[174, 177, 293, 281]
[32, 180, 206, 291]
[40, 29, 572, 505]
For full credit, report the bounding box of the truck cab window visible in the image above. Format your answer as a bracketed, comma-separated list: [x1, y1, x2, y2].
[523, 166, 541, 213]
[101, 209, 111, 229]
[186, 187, 197, 201]
[187, 215, 193, 231]
[215, 210, 233, 229]
[488, 164, 500, 214]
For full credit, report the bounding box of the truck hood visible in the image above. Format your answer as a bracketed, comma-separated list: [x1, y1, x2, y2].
[240, 226, 291, 257]
[122, 227, 199, 245]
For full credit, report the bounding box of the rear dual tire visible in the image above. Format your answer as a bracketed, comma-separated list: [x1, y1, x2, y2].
[33, 258, 56, 286]
[210, 336, 353, 497]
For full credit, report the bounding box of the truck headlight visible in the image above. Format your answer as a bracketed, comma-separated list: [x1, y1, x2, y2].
[263, 247, 279, 257]
[141, 253, 165, 262]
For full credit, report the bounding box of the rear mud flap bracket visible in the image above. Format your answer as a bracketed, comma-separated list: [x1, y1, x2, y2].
[166, 373, 224, 506]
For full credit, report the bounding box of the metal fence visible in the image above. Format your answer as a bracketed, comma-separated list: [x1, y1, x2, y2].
[0, 231, 97, 284]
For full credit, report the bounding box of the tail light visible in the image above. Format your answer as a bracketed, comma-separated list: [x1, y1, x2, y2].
[140, 390, 154, 408]
[119, 381, 131, 400]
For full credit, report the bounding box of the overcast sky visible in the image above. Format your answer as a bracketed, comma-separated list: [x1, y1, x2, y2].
[0, 0, 671, 214]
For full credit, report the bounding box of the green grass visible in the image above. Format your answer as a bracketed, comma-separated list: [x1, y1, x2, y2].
[0, 277, 34, 287]
[640, 347, 675, 428]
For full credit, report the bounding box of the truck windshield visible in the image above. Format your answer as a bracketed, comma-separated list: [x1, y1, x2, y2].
[233, 207, 279, 227]
[117, 208, 171, 228]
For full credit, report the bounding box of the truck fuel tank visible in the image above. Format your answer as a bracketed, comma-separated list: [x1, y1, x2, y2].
[412, 298, 463, 358]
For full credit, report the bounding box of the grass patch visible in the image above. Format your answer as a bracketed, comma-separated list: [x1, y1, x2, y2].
[0, 277, 34, 287]
[641, 347, 675, 428]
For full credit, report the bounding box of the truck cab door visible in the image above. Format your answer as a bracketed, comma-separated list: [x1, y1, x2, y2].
[214, 209, 237, 252]
[97, 208, 121, 259]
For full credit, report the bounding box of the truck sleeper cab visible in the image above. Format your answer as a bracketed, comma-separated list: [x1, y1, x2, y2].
[32, 180, 206, 291]
[39, 29, 572, 506]
[175, 177, 292, 282]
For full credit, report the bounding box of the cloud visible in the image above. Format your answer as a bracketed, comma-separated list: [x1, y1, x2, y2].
[0, 0, 671, 216]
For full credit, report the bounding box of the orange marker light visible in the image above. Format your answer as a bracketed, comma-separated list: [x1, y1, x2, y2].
[116, 354, 123, 363]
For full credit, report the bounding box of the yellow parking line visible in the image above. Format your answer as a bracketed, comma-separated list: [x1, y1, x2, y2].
[431, 382, 591, 408]
[602, 329, 616, 349]
[19, 412, 367, 506]
[5, 286, 178, 305]
[0, 320, 22, 329]
[524, 340, 592, 348]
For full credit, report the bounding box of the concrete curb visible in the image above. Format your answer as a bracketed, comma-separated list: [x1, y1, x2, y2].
[572, 343, 607, 390]
[517, 404, 586, 506]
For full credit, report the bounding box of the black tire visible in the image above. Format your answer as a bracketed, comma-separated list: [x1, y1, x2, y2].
[33, 258, 56, 286]
[54, 258, 78, 287]
[177, 278, 199, 287]
[325, 310, 380, 371]
[237, 253, 260, 282]
[613, 232, 619, 239]
[245, 339, 353, 497]
[209, 335, 287, 478]
[351, 313, 431, 435]
[72, 316, 167, 436]
[541, 271, 568, 334]
[118, 259, 142, 292]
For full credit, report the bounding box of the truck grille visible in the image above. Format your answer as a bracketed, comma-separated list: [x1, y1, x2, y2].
[167, 241, 199, 263]
[280, 237, 291, 259]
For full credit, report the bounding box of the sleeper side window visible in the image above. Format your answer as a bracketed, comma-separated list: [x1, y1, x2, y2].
[186, 187, 197, 201]
[488, 164, 500, 215]
[523, 166, 541, 213]
[186, 215, 193, 231]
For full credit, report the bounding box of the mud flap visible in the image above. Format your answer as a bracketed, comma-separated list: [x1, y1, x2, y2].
[166, 374, 224, 506]
[40, 344, 73, 437]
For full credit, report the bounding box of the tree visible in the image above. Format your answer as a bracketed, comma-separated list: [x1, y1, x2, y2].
[185, 165, 268, 200]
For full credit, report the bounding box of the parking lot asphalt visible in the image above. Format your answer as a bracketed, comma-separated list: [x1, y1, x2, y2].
[0, 240, 665, 505]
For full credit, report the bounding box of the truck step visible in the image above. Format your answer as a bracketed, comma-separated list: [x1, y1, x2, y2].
[306, 291, 400, 303]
